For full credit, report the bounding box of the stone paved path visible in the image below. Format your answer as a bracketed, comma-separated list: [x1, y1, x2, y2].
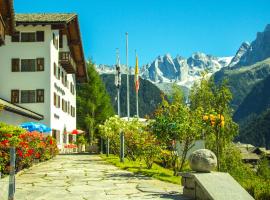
[15, 154, 189, 200]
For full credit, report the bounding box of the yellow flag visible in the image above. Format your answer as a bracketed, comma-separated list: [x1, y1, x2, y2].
[134, 56, 139, 92]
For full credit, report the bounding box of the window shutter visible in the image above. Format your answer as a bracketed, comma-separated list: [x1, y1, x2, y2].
[36, 89, 44, 103]
[36, 58, 44, 71]
[11, 32, 20, 42]
[59, 30, 63, 48]
[54, 93, 56, 106]
[11, 90, 19, 103]
[36, 31, 44, 42]
[54, 63, 57, 76]
[11, 58, 20, 72]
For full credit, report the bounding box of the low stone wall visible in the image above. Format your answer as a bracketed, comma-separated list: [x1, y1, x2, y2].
[179, 172, 255, 200]
[180, 172, 209, 200]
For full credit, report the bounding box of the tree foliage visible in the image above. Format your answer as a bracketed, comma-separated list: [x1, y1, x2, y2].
[77, 60, 114, 143]
[150, 85, 203, 173]
[99, 116, 161, 168]
[189, 75, 238, 170]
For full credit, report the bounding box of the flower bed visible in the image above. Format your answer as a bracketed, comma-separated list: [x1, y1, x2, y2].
[0, 122, 58, 175]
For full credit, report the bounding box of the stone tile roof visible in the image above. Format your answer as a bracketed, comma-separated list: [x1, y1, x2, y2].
[15, 13, 77, 23]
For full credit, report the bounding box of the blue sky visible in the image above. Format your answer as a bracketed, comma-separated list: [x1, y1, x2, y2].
[15, 0, 270, 66]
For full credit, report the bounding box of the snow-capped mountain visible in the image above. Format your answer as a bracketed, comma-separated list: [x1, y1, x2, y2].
[95, 52, 232, 90]
[140, 53, 232, 88]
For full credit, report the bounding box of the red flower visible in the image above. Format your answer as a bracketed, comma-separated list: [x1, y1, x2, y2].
[35, 152, 40, 159]
[17, 149, 23, 158]
[27, 149, 34, 156]
[49, 139, 53, 145]
[0, 139, 9, 147]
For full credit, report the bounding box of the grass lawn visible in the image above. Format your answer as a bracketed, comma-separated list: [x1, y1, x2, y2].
[100, 154, 181, 185]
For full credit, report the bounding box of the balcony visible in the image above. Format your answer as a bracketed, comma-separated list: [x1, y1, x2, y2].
[0, 14, 5, 46]
[59, 51, 76, 74]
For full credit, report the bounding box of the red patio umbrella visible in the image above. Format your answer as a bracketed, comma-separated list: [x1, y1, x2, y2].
[71, 129, 79, 135]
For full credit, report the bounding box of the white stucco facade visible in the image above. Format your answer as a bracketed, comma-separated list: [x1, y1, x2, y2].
[0, 25, 77, 148]
[0, 110, 39, 126]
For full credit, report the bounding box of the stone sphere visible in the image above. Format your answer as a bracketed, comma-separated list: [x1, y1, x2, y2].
[188, 149, 217, 172]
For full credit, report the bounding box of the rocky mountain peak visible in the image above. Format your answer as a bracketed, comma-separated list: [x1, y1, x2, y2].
[232, 24, 270, 67]
[228, 42, 250, 67]
[264, 24, 270, 32]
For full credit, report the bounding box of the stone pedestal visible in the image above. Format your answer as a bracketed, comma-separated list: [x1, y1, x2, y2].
[180, 172, 209, 200]
[179, 172, 255, 200]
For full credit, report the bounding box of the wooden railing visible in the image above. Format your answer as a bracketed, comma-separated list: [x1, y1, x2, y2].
[0, 14, 5, 46]
[59, 51, 76, 73]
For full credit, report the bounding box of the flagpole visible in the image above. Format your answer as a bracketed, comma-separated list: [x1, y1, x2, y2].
[126, 32, 130, 121]
[135, 50, 139, 118]
[116, 48, 121, 117]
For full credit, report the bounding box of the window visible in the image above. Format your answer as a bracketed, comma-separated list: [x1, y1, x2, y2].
[54, 63, 57, 77]
[36, 58, 44, 71]
[21, 59, 36, 72]
[36, 89, 44, 103]
[21, 90, 36, 103]
[58, 96, 60, 108]
[68, 101, 70, 114]
[52, 130, 60, 143]
[54, 93, 61, 108]
[61, 71, 64, 84]
[59, 30, 63, 48]
[11, 32, 20, 42]
[54, 93, 57, 106]
[36, 31, 44, 42]
[21, 32, 36, 42]
[62, 99, 64, 111]
[70, 106, 76, 117]
[53, 33, 58, 49]
[70, 83, 75, 94]
[11, 90, 19, 103]
[63, 133, 67, 144]
[11, 58, 20, 72]
[58, 67, 61, 80]
[65, 75, 67, 87]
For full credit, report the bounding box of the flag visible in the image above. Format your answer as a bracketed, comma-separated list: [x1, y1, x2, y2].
[134, 55, 139, 93]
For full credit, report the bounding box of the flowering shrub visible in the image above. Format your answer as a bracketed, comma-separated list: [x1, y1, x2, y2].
[99, 116, 161, 168]
[0, 122, 58, 175]
[64, 144, 77, 149]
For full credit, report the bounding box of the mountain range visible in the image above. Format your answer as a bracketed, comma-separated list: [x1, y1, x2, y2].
[96, 53, 232, 90]
[96, 24, 270, 149]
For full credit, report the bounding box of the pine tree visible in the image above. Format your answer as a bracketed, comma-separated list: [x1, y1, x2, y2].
[77, 60, 114, 144]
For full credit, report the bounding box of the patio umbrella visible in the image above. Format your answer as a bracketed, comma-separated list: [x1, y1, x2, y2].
[20, 122, 52, 133]
[71, 129, 79, 135]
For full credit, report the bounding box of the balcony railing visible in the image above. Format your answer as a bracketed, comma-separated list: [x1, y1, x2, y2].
[59, 51, 76, 74]
[0, 14, 5, 46]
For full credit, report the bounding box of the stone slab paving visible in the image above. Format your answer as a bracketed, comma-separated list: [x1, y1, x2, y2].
[14, 154, 190, 200]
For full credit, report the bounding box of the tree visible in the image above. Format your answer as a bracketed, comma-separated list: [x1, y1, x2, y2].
[189, 75, 238, 170]
[151, 85, 203, 174]
[77, 60, 114, 144]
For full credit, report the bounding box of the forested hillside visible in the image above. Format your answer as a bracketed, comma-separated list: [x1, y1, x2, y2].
[100, 74, 163, 118]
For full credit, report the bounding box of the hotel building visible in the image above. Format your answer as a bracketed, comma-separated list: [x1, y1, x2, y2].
[0, 13, 88, 148]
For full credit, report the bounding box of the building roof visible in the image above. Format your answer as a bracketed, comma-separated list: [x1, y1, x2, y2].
[15, 13, 77, 24]
[0, 98, 43, 120]
[15, 13, 88, 83]
[0, 0, 15, 34]
[241, 153, 260, 161]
